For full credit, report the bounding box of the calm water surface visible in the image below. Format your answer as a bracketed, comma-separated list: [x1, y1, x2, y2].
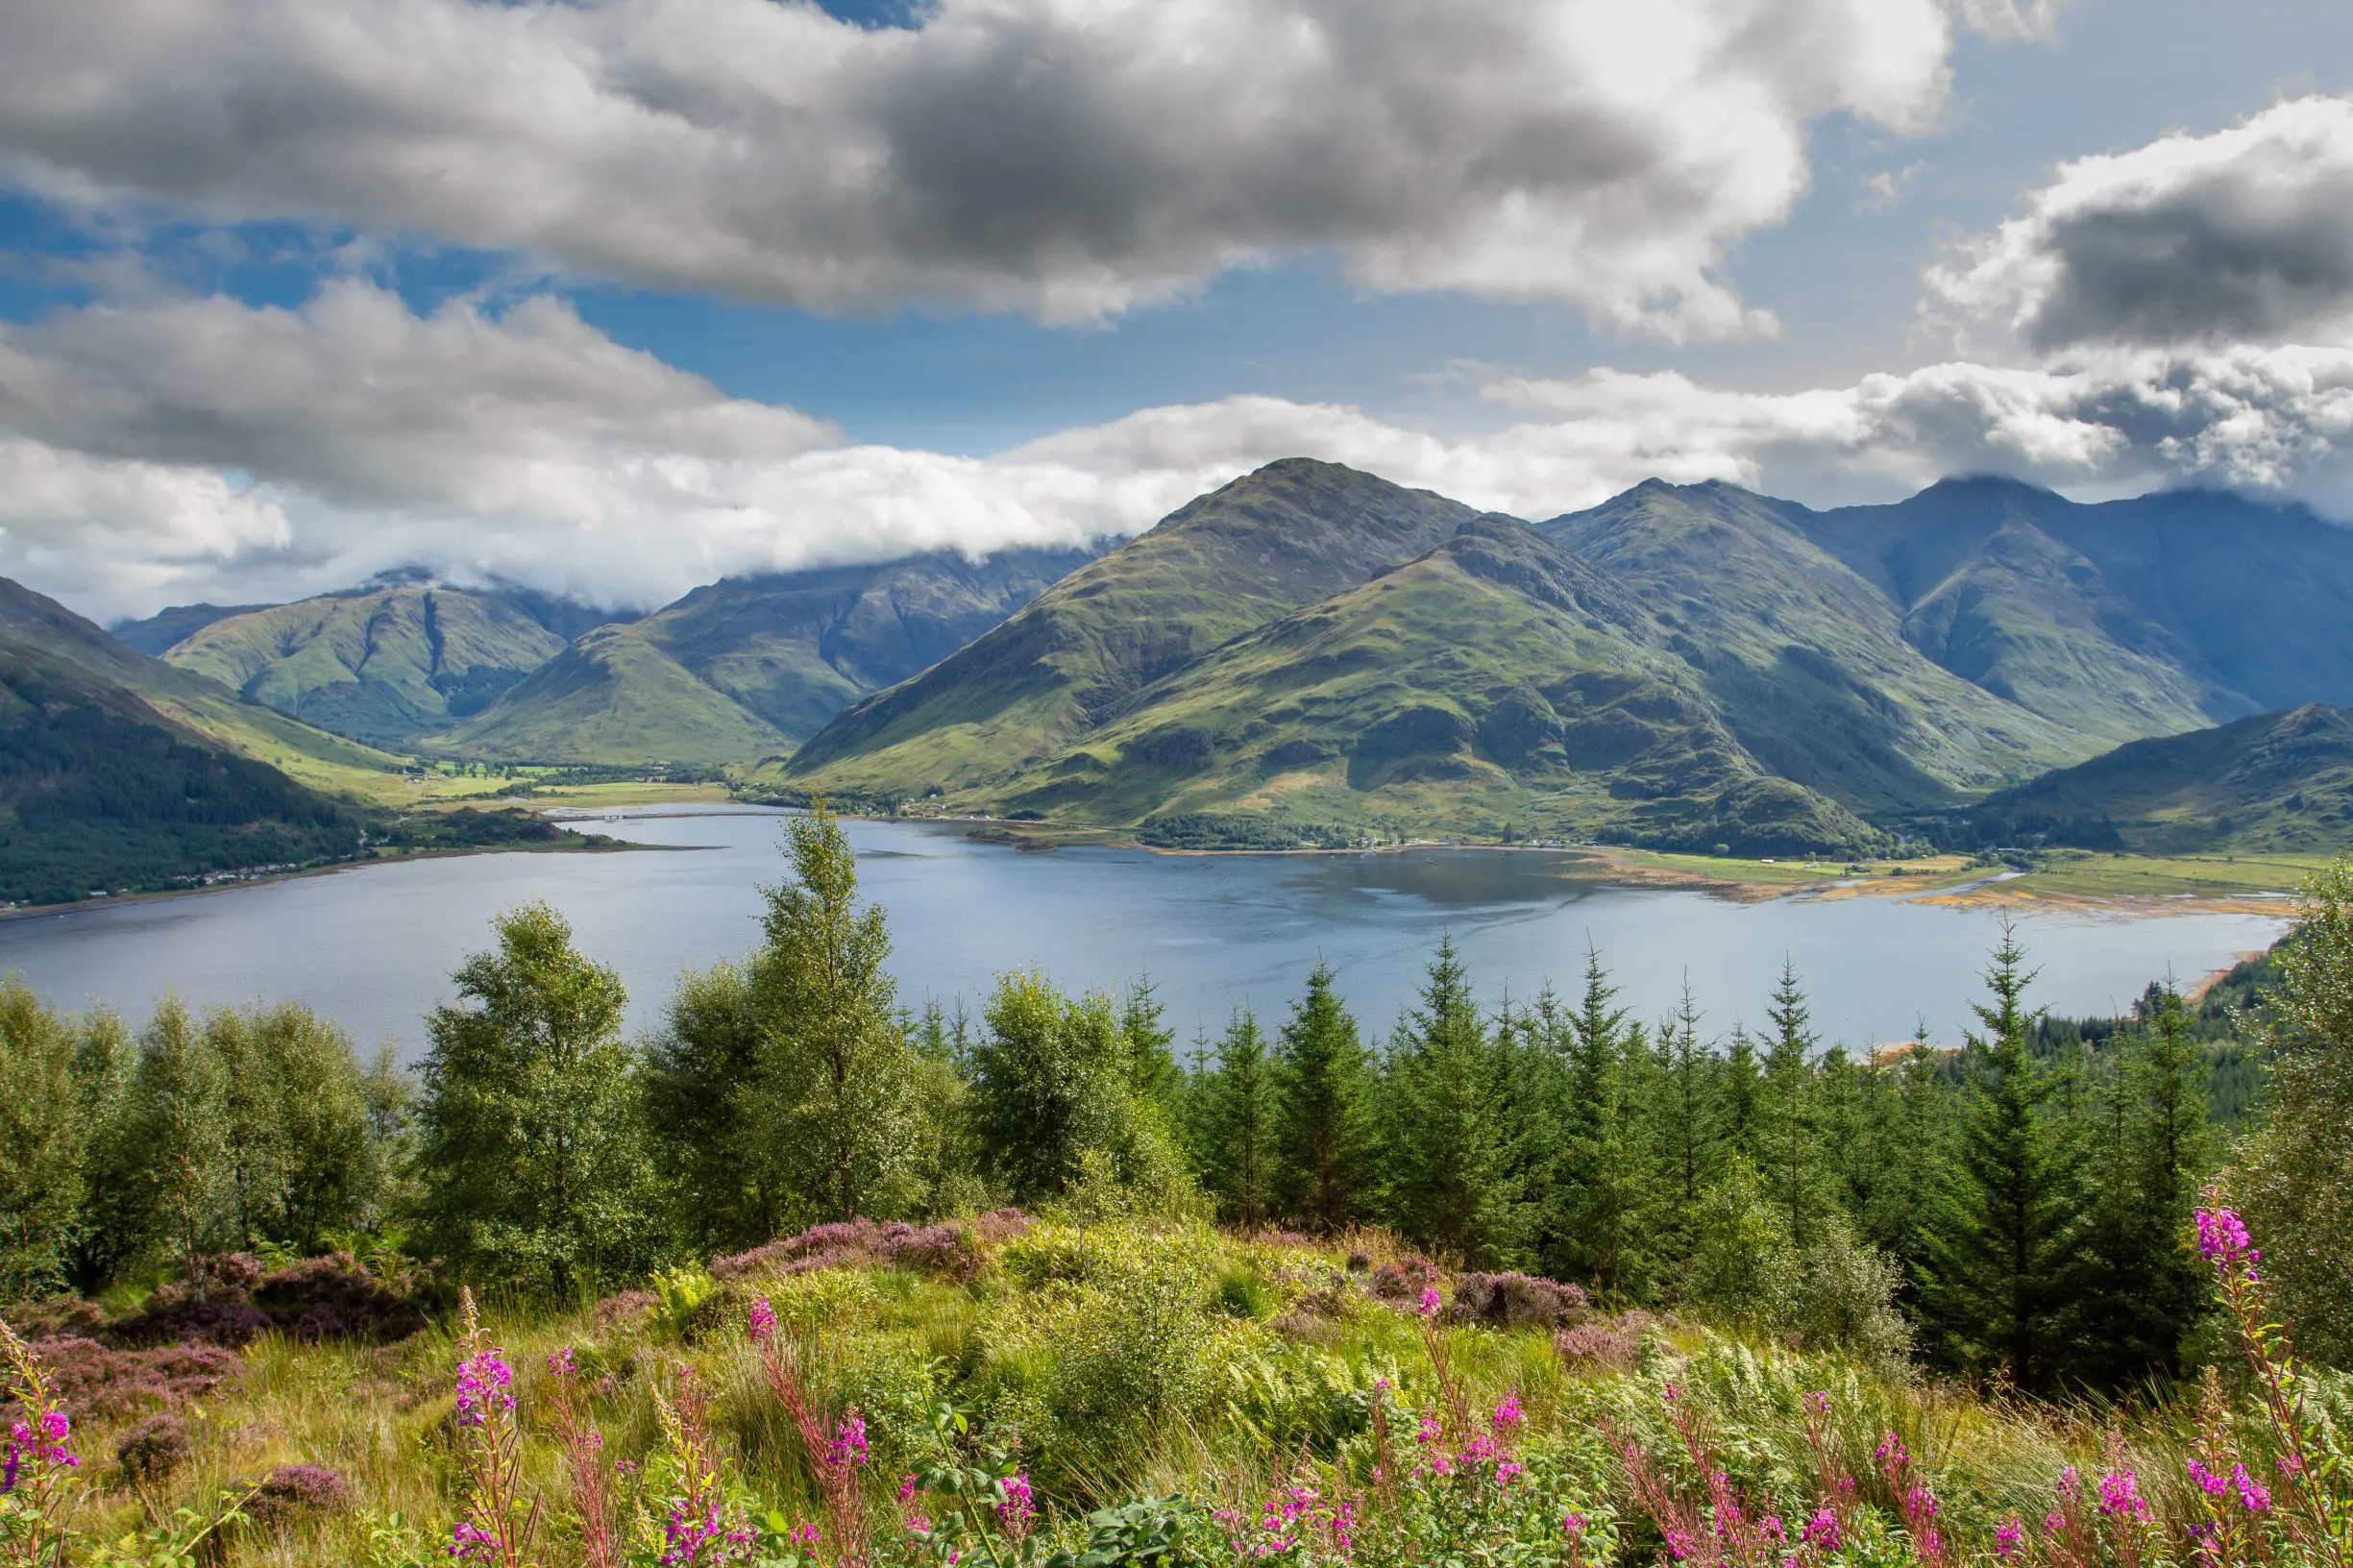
[0, 806, 2292, 1057]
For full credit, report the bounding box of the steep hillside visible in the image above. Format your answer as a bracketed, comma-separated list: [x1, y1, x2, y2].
[1795, 478, 2353, 738]
[0, 577, 565, 904]
[786, 459, 1480, 793]
[1965, 703, 2353, 854]
[429, 624, 792, 767]
[435, 547, 1096, 764]
[110, 601, 274, 654]
[1538, 480, 2086, 805]
[966, 516, 1873, 852]
[161, 584, 569, 747]
[0, 578, 406, 796]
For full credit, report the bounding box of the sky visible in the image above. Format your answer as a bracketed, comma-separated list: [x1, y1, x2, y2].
[2, 0, 2352, 619]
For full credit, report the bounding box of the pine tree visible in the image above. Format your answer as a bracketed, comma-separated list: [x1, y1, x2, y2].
[1647, 983, 1722, 1276]
[1723, 1024, 1761, 1165]
[1759, 961, 1822, 1243]
[2070, 982, 2216, 1384]
[414, 903, 661, 1293]
[1377, 938, 1520, 1265]
[1120, 974, 1186, 1121]
[1917, 923, 2079, 1389]
[1197, 1009, 1278, 1227]
[1548, 948, 1654, 1295]
[1271, 963, 1375, 1233]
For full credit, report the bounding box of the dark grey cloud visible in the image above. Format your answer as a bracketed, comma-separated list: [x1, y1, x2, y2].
[0, 0, 2019, 337]
[1936, 96, 2353, 350]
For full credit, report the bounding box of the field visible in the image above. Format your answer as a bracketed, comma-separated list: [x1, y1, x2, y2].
[0, 1211, 2313, 1568]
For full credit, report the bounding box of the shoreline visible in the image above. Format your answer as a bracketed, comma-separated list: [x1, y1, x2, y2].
[0, 836, 669, 923]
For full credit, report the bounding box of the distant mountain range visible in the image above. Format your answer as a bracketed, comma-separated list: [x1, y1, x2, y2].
[779, 460, 2353, 854]
[1, 581, 559, 905]
[31, 457, 2353, 863]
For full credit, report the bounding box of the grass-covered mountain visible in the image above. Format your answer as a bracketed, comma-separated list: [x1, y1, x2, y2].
[434, 546, 1102, 765]
[1791, 478, 2353, 743]
[0, 577, 569, 904]
[783, 461, 2353, 851]
[157, 583, 574, 747]
[110, 601, 274, 655]
[1963, 703, 2353, 854]
[957, 516, 1872, 853]
[786, 460, 1481, 793]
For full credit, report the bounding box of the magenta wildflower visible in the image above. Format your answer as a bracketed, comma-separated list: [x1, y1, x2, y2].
[1803, 1509, 1842, 1552]
[997, 1471, 1035, 1532]
[825, 1413, 869, 1469]
[453, 1348, 515, 1429]
[547, 1346, 575, 1377]
[1802, 1390, 1831, 1418]
[2096, 1469, 2149, 1524]
[1995, 1518, 2026, 1560]
[746, 1298, 777, 1342]
[1416, 1286, 1441, 1318]
[1492, 1393, 1526, 1433]
[2195, 1207, 2256, 1272]
[2, 1409, 78, 1494]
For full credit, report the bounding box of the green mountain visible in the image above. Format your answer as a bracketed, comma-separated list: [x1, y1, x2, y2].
[159, 584, 572, 747]
[785, 460, 1481, 794]
[1538, 479, 2087, 806]
[0, 577, 564, 905]
[110, 601, 273, 655]
[1790, 477, 2353, 742]
[1964, 703, 2353, 854]
[963, 515, 1873, 853]
[432, 547, 1098, 766]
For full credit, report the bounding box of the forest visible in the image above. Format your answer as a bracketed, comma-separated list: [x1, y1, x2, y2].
[2, 803, 2350, 1568]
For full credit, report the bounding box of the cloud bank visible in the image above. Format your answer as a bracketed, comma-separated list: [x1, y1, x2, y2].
[1934, 95, 2353, 351]
[0, 0, 2021, 335]
[5, 284, 2351, 623]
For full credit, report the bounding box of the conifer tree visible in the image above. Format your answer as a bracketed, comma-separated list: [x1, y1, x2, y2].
[1271, 963, 1374, 1233]
[1197, 1009, 1278, 1227]
[1378, 938, 1521, 1265]
[1759, 961, 1823, 1242]
[110, 999, 233, 1277]
[1917, 924, 2079, 1388]
[1548, 949, 1654, 1295]
[1646, 983, 1722, 1276]
[1120, 975, 1186, 1120]
[415, 903, 660, 1293]
[1723, 1024, 1761, 1165]
[970, 975, 1186, 1204]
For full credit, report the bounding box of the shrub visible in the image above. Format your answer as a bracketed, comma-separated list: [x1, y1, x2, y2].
[113, 1410, 191, 1484]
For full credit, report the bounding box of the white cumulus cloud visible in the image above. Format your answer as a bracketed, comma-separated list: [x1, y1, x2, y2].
[1933, 95, 2353, 351]
[0, 0, 2024, 337]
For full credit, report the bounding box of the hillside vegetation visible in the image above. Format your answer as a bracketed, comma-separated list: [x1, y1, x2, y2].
[785, 465, 2353, 851]
[1964, 703, 2353, 853]
[6, 815, 2353, 1567]
[160, 584, 573, 747]
[0, 576, 585, 904]
[435, 548, 1098, 766]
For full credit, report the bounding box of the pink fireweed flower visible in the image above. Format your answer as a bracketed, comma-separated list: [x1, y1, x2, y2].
[1492, 1393, 1525, 1433]
[1759, 1515, 1787, 1544]
[2195, 1208, 2255, 1268]
[1996, 1518, 2026, 1560]
[2097, 1470, 2149, 1523]
[1563, 1512, 1588, 1539]
[1416, 1287, 1441, 1318]
[826, 1413, 869, 1469]
[1803, 1390, 1831, 1418]
[1803, 1509, 1842, 1552]
[1415, 1414, 1442, 1447]
[1494, 1458, 1526, 1485]
[746, 1298, 777, 1342]
[2, 1409, 78, 1493]
[453, 1350, 514, 1429]
[2189, 1458, 2229, 1499]
[898, 1474, 919, 1504]
[2234, 1465, 2271, 1513]
[547, 1346, 575, 1377]
[2046, 1512, 2065, 1536]
[997, 1472, 1035, 1531]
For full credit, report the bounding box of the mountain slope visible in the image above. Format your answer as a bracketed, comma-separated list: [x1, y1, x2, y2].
[110, 601, 274, 655]
[0, 578, 407, 797]
[1794, 478, 2353, 739]
[429, 624, 792, 767]
[1966, 703, 2353, 854]
[160, 584, 570, 747]
[787, 459, 1481, 793]
[434, 547, 1098, 765]
[814, 517, 1875, 853]
[1538, 480, 2087, 806]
